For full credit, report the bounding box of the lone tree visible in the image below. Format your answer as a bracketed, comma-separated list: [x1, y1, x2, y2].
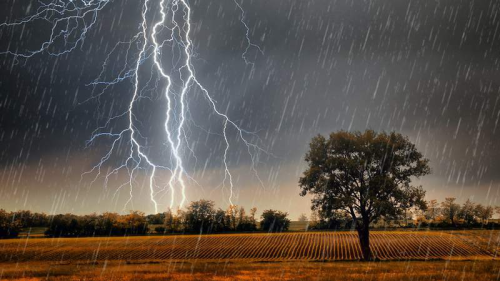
[299, 130, 430, 260]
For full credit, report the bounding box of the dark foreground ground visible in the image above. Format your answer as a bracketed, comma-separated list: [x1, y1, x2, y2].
[0, 260, 499, 281]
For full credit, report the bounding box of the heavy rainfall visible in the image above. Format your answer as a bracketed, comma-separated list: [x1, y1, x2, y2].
[0, 0, 499, 280]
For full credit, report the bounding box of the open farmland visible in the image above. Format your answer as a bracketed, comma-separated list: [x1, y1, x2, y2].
[2, 260, 500, 281]
[452, 230, 500, 257]
[0, 231, 495, 263]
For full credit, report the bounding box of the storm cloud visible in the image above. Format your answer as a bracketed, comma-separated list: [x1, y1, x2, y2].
[1, 0, 499, 217]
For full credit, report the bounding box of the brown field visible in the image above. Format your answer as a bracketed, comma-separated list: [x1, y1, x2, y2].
[452, 230, 500, 256]
[0, 230, 498, 280]
[1, 231, 496, 263]
[0, 260, 500, 281]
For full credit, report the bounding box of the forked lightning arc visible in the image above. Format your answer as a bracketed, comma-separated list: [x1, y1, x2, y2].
[1, 0, 268, 213]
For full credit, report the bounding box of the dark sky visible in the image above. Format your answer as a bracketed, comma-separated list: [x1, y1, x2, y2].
[1, 0, 500, 218]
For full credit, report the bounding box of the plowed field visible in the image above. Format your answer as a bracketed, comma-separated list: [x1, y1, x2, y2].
[0, 231, 494, 263]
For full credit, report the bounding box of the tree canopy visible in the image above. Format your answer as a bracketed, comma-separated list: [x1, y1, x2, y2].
[299, 130, 430, 260]
[260, 210, 290, 232]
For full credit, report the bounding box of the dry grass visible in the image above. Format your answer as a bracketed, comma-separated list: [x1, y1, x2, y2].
[1, 260, 499, 281]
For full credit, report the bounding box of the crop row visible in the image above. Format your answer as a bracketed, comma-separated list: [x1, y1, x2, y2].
[0, 232, 492, 263]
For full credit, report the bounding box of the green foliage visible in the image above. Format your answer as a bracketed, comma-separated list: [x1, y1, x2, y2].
[299, 130, 430, 224]
[260, 209, 290, 232]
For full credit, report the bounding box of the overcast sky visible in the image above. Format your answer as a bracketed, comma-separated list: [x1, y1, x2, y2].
[1, 0, 500, 218]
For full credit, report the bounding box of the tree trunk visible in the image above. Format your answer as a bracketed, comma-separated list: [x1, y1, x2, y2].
[356, 224, 371, 261]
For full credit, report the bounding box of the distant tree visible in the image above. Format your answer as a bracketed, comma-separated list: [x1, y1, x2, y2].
[31, 212, 49, 227]
[237, 213, 257, 231]
[11, 210, 49, 228]
[161, 209, 184, 233]
[161, 204, 257, 234]
[425, 199, 440, 222]
[184, 200, 216, 233]
[236, 207, 257, 231]
[441, 198, 460, 226]
[250, 207, 257, 222]
[160, 209, 174, 234]
[236, 220, 257, 231]
[413, 209, 427, 227]
[45, 211, 149, 237]
[260, 210, 290, 232]
[299, 130, 430, 260]
[311, 209, 351, 230]
[298, 213, 308, 222]
[309, 211, 319, 222]
[474, 204, 494, 225]
[12, 210, 33, 228]
[459, 199, 476, 225]
[225, 205, 240, 230]
[399, 193, 417, 226]
[238, 207, 245, 225]
[121, 211, 149, 235]
[308, 211, 320, 229]
[0, 209, 22, 238]
[45, 214, 80, 237]
[213, 209, 229, 232]
[146, 213, 165, 225]
[402, 207, 415, 227]
[98, 212, 120, 235]
[235, 207, 257, 231]
[79, 213, 99, 236]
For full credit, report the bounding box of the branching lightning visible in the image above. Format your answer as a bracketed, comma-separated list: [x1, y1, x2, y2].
[0, 0, 110, 59]
[233, 0, 264, 66]
[1, 0, 268, 212]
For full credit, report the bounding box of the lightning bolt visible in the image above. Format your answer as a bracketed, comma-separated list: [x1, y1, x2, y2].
[233, 0, 264, 66]
[1, 0, 268, 212]
[0, 0, 110, 59]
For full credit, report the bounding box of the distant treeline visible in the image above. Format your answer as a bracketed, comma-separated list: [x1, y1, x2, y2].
[417, 198, 499, 228]
[3, 198, 498, 239]
[307, 198, 500, 230]
[0, 200, 290, 238]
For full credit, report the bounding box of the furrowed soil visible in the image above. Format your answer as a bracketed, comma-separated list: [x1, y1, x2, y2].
[0, 230, 498, 280]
